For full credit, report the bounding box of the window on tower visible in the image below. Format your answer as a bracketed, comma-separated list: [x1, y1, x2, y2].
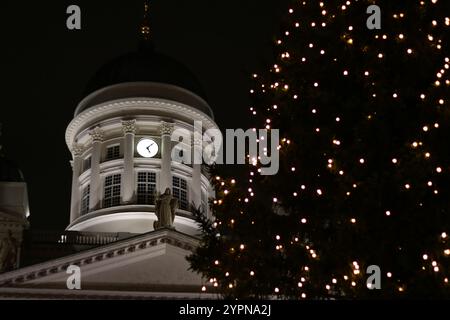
[83, 156, 92, 172]
[106, 145, 121, 161]
[103, 174, 121, 208]
[80, 185, 90, 216]
[137, 172, 157, 205]
[173, 176, 189, 211]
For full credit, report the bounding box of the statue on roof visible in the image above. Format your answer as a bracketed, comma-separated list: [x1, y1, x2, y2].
[154, 188, 178, 230]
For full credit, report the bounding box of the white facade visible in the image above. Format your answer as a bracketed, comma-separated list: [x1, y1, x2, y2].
[0, 229, 217, 299]
[66, 82, 218, 235]
[0, 80, 219, 299]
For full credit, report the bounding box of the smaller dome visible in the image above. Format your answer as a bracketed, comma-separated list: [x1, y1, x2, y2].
[0, 157, 24, 182]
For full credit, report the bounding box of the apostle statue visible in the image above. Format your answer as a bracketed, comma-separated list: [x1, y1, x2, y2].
[0, 230, 18, 273]
[154, 188, 178, 230]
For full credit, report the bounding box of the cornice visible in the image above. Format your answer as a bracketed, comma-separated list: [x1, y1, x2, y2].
[66, 98, 219, 148]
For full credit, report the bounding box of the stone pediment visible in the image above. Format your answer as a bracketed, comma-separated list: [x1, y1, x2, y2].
[0, 229, 216, 299]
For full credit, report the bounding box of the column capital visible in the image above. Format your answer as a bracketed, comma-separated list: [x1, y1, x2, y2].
[160, 121, 174, 136]
[72, 144, 85, 157]
[89, 127, 105, 142]
[122, 119, 137, 135]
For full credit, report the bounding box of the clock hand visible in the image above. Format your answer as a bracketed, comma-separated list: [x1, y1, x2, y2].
[147, 143, 155, 152]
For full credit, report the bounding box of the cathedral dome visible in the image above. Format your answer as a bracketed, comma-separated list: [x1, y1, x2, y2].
[84, 46, 207, 101]
[0, 157, 24, 183]
[76, 43, 213, 118]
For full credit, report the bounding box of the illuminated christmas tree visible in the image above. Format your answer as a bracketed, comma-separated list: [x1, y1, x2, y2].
[189, 0, 450, 299]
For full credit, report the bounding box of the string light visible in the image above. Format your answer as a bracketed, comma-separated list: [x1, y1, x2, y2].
[199, 0, 450, 300]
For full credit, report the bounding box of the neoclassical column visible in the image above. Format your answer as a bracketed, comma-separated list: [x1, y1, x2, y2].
[191, 136, 203, 210]
[89, 127, 104, 211]
[122, 120, 137, 204]
[70, 144, 84, 223]
[160, 121, 174, 192]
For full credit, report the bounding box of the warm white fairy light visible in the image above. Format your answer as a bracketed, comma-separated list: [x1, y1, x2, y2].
[206, 0, 450, 299]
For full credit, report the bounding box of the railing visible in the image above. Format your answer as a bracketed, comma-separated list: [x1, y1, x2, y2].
[28, 231, 137, 247]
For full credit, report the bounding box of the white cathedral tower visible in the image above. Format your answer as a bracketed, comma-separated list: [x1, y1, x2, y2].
[66, 6, 218, 236]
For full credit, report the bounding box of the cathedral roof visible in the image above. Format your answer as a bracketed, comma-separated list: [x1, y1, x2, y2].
[0, 229, 215, 299]
[84, 44, 207, 102]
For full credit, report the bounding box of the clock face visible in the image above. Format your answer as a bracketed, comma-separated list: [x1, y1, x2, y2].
[137, 139, 159, 158]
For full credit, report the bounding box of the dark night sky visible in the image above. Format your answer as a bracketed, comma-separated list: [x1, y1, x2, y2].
[0, 1, 287, 230]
